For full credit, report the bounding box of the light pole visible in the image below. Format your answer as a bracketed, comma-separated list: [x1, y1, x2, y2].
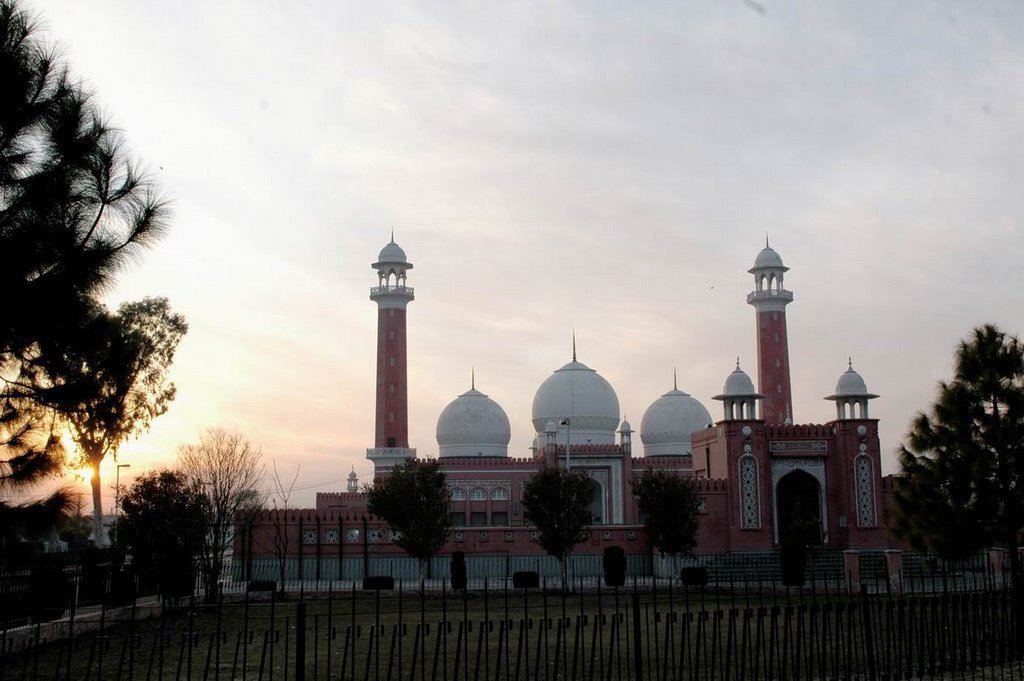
[113, 463, 130, 546]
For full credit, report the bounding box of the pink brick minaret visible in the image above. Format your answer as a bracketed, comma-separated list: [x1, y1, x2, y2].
[746, 239, 794, 424]
[367, 236, 416, 474]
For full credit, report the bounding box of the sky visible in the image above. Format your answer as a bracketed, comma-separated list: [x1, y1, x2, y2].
[26, 1, 1024, 510]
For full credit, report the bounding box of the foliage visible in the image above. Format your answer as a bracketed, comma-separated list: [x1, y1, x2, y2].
[58, 514, 92, 547]
[522, 465, 595, 583]
[119, 470, 207, 597]
[178, 427, 264, 602]
[60, 298, 187, 543]
[367, 459, 451, 576]
[0, 0, 167, 550]
[632, 470, 700, 557]
[892, 324, 1024, 580]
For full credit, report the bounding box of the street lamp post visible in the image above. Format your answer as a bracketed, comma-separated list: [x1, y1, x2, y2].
[113, 463, 131, 546]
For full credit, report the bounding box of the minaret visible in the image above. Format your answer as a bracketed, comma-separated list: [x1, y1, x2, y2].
[746, 238, 794, 424]
[366, 235, 417, 473]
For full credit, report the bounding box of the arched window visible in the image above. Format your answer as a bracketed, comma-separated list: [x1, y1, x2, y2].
[470, 488, 487, 501]
[491, 487, 510, 501]
[450, 488, 467, 501]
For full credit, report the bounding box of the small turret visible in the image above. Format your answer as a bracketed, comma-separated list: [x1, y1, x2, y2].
[713, 358, 764, 420]
[824, 359, 878, 420]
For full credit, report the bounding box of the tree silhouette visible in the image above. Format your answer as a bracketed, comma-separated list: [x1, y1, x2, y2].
[632, 469, 700, 558]
[522, 465, 594, 588]
[892, 324, 1024, 590]
[61, 298, 187, 543]
[367, 459, 451, 580]
[119, 470, 207, 598]
[0, 0, 168, 552]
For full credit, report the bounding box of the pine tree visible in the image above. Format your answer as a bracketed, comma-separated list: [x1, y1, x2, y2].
[892, 324, 1024, 589]
[0, 0, 168, 556]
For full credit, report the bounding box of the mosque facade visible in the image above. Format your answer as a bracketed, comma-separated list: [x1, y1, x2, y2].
[235, 239, 894, 576]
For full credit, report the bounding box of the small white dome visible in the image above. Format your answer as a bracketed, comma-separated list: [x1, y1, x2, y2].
[834, 363, 870, 396]
[751, 246, 784, 270]
[723, 364, 757, 396]
[532, 360, 620, 445]
[619, 418, 632, 433]
[436, 388, 511, 457]
[640, 388, 713, 456]
[377, 239, 408, 264]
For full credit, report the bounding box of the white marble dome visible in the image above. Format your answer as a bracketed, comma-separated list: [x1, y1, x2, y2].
[436, 387, 511, 457]
[640, 388, 713, 456]
[532, 360, 620, 445]
[377, 239, 408, 264]
[751, 245, 785, 270]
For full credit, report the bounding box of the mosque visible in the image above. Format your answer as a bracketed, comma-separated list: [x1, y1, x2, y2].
[235, 238, 893, 579]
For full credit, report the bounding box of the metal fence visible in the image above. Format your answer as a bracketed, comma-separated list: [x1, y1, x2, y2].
[2, 566, 1023, 681]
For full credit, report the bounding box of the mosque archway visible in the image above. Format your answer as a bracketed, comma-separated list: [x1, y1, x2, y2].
[775, 470, 823, 547]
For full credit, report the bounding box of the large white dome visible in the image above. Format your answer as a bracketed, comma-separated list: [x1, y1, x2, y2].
[436, 388, 510, 457]
[532, 360, 620, 445]
[640, 388, 713, 456]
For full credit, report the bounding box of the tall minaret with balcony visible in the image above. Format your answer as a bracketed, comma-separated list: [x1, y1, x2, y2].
[747, 240, 794, 424]
[367, 236, 416, 474]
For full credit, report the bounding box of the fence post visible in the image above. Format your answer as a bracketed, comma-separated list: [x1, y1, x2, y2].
[632, 590, 643, 681]
[843, 550, 861, 595]
[884, 550, 903, 595]
[295, 601, 306, 681]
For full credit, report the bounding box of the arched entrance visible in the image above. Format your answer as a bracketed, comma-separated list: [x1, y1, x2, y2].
[590, 479, 605, 524]
[775, 470, 823, 547]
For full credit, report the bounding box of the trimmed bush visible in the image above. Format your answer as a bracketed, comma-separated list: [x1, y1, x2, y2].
[680, 567, 709, 586]
[512, 571, 539, 589]
[363, 575, 395, 591]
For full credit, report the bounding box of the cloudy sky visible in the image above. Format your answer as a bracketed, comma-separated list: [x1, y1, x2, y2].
[29, 1, 1024, 508]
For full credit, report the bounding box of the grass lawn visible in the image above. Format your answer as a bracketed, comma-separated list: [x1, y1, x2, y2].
[2, 585, 1021, 681]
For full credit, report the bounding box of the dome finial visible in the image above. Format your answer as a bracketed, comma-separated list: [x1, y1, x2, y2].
[673, 366, 678, 391]
[572, 330, 577, 361]
[848, 356, 853, 371]
[390, 227, 395, 243]
[766, 232, 770, 248]
[471, 367, 475, 390]
[735, 356, 741, 370]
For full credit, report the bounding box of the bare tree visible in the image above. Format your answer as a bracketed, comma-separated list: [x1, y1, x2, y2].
[178, 428, 264, 603]
[264, 460, 298, 593]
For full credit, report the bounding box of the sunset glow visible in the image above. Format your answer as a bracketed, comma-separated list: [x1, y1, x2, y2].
[28, 1, 1024, 511]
